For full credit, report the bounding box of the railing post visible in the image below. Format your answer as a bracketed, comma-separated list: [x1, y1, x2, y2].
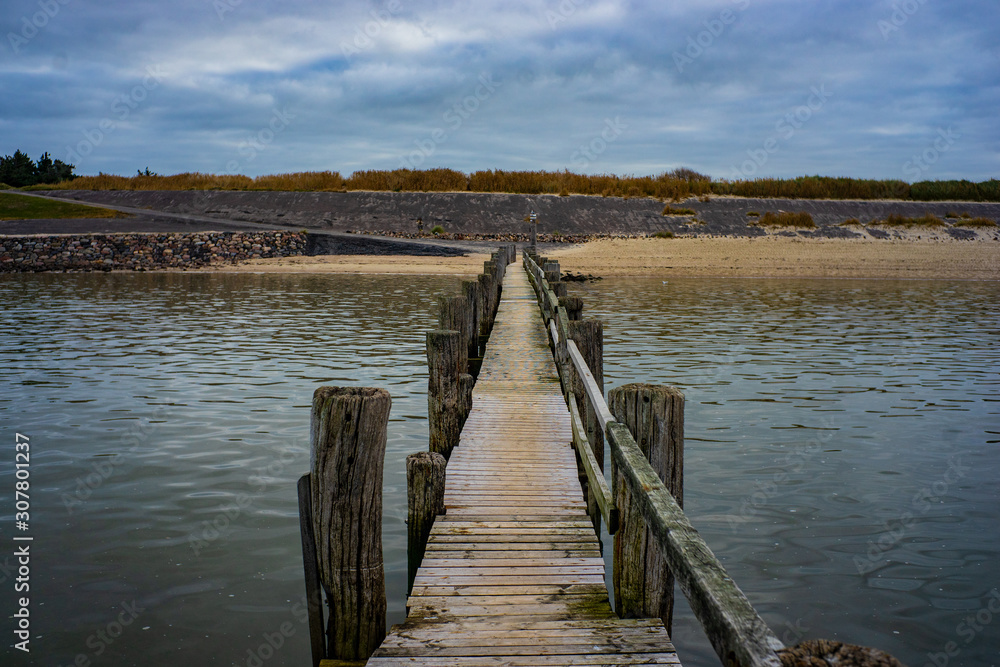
[608, 383, 684, 634]
[569, 319, 604, 532]
[427, 330, 467, 459]
[406, 451, 447, 595]
[309, 386, 389, 661]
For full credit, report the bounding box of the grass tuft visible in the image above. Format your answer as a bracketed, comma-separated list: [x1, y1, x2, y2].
[652, 230, 674, 238]
[430, 225, 445, 235]
[746, 211, 760, 217]
[661, 205, 695, 216]
[954, 217, 997, 228]
[839, 218, 862, 226]
[876, 213, 945, 227]
[756, 211, 816, 228]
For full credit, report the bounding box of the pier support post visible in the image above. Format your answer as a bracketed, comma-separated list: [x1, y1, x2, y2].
[427, 330, 467, 459]
[543, 261, 560, 285]
[462, 279, 482, 366]
[309, 386, 389, 661]
[569, 319, 604, 531]
[560, 296, 583, 321]
[406, 451, 447, 595]
[608, 383, 684, 634]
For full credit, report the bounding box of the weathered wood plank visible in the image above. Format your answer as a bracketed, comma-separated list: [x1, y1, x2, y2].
[370, 263, 678, 667]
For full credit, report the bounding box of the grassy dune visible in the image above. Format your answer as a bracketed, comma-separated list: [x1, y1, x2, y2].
[0, 192, 128, 220]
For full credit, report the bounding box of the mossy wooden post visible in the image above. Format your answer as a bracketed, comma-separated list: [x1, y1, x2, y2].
[569, 319, 604, 531]
[608, 383, 684, 634]
[552, 281, 567, 298]
[462, 279, 482, 364]
[427, 329, 466, 459]
[309, 386, 389, 662]
[406, 451, 446, 595]
[560, 296, 583, 321]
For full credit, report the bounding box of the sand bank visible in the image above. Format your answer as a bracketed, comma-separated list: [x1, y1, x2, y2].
[221, 237, 998, 281]
[548, 237, 999, 281]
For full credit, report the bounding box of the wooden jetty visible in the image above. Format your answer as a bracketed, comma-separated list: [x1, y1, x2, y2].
[300, 246, 798, 667]
[366, 261, 679, 665]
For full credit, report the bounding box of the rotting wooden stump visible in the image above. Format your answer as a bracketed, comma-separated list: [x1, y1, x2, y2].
[406, 451, 447, 595]
[609, 383, 684, 635]
[309, 386, 389, 662]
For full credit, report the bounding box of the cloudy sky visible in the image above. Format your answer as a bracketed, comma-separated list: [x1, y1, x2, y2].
[2, 0, 998, 181]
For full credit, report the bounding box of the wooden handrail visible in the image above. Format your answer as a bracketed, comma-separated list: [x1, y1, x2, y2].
[521, 249, 785, 667]
[567, 394, 618, 534]
[566, 339, 615, 431]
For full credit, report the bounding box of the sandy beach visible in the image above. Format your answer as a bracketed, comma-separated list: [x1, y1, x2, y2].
[223, 237, 999, 280]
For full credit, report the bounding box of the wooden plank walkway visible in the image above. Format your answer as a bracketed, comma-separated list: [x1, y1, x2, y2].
[367, 266, 680, 666]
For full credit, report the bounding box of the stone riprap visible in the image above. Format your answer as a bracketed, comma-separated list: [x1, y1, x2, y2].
[0, 231, 306, 272]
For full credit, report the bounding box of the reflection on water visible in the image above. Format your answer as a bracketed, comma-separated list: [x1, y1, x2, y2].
[0, 272, 997, 666]
[0, 272, 463, 666]
[576, 277, 1000, 667]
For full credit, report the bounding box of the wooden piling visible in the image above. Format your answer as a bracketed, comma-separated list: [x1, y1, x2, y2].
[569, 319, 604, 530]
[438, 295, 471, 370]
[462, 279, 482, 365]
[560, 296, 584, 321]
[406, 451, 447, 595]
[608, 383, 684, 634]
[543, 261, 560, 285]
[309, 386, 389, 661]
[297, 473, 326, 667]
[426, 329, 466, 459]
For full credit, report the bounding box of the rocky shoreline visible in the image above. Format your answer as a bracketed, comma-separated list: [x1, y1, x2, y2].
[0, 231, 306, 273]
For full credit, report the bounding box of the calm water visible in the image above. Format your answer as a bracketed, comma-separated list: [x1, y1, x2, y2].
[1, 271, 997, 667]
